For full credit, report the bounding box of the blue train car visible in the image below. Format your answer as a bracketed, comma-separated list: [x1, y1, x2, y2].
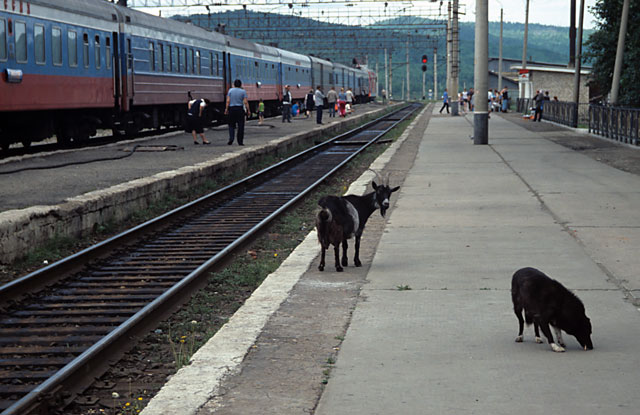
[0, 0, 379, 149]
[277, 48, 311, 103]
[224, 36, 280, 115]
[0, 0, 118, 147]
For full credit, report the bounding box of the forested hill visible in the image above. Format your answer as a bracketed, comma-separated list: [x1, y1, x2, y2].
[173, 10, 592, 94]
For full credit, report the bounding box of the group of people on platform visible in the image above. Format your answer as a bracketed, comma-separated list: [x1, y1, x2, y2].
[438, 86, 557, 123]
[283, 85, 357, 124]
[186, 80, 364, 146]
[439, 86, 511, 115]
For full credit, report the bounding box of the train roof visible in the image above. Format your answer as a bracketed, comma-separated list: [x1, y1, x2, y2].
[27, 0, 117, 22]
[309, 56, 333, 67]
[277, 48, 311, 67]
[114, 3, 227, 46]
[224, 36, 280, 60]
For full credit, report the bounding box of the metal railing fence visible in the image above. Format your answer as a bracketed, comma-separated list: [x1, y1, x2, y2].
[589, 105, 640, 146]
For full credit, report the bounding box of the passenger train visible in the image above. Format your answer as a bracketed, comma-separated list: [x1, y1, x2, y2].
[0, 0, 377, 149]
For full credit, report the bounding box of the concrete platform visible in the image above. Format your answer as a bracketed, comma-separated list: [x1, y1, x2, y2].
[142, 106, 640, 414]
[0, 103, 389, 263]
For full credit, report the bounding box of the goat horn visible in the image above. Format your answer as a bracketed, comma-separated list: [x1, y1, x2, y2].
[368, 168, 383, 183]
[385, 172, 391, 186]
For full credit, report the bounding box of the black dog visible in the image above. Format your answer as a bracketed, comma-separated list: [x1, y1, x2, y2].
[511, 267, 593, 352]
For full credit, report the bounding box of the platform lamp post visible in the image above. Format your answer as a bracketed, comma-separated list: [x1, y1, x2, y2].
[474, 0, 489, 145]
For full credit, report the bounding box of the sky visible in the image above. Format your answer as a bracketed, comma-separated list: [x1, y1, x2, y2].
[481, 0, 598, 29]
[133, 0, 601, 30]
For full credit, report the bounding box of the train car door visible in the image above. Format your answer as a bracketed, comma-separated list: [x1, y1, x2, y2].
[222, 51, 231, 93]
[276, 62, 284, 101]
[125, 37, 134, 107]
[112, 32, 121, 110]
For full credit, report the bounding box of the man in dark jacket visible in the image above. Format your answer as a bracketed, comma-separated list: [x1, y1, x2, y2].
[282, 85, 292, 123]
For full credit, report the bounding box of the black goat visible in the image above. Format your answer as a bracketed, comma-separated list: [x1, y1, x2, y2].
[316, 180, 400, 272]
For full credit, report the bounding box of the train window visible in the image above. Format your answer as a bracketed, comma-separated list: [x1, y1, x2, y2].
[164, 44, 170, 71]
[68, 30, 77, 67]
[105, 37, 111, 69]
[34, 24, 45, 64]
[0, 19, 6, 61]
[95, 36, 101, 69]
[52, 27, 62, 66]
[195, 50, 200, 75]
[209, 52, 214, 75]
[171, 45, 177, 72]
[181, 47, 186, 73]
[83, 33, 90, 68]
[149, 42, 155, 71]
[15, 21, 26, 63]
[158, 43, 163, 71]
[188, 49, 193, 74]
[126, 38, 131, 69]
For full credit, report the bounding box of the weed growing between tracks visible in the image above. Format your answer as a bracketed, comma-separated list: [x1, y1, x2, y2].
[24, 107, 418, 414]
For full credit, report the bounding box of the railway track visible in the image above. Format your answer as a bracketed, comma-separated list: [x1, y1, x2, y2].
[0, 103, 421, 415]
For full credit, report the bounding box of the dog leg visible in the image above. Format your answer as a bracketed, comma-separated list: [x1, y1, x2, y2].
[514, 306, 525, 343]
[552, 326, 566, 348]
[534, 322, 543, 344]
[539, 321, 565, 352]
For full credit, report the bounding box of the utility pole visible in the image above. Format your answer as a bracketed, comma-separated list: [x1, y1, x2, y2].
[520, 0, 530, 100]
[389, 54, 393, 99]
[474, 0, 489, 145]
[384, 48, 389, 101]
[569, 0, 576, 67]
[498, 7, 503, 92]
[406, 36, 410, 101]
[434, 47, 438, 101]
[572, 0, 585, 127]
[611, 0, 630, 105]
[522, 0, 529, 70]
[451, 0, 460, 115]
[446, 1, 452, 98]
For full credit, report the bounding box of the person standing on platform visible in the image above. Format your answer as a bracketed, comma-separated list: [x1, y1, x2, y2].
[346, 87, 354, 113]
[314, 85, 325, 124]
[338, 88, 347, 117]
[224, 79, 249, 146]
[187, 95, 211, 145]
[501, 86, 509, 113]
[327, 87, 338, 118]
[305, 89, 314, 118]
[258, 98, 265, 125]
[282, 85, 292, 123]
[439, 89, 450, 114]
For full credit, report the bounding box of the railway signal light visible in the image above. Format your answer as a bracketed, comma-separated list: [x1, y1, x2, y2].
[421, 55, 428, 64]
[422, 65, 427, 72]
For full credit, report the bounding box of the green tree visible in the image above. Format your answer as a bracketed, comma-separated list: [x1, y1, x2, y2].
[584, 0, 640, 106]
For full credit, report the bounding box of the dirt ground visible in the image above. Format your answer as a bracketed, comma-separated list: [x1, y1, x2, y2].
[500, 112, 640, 176]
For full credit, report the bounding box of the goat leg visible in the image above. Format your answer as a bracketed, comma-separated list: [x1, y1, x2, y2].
[341, 239, 349, 267]
[334, 244, 343, 272]
[318, 246, 326, 271]
[353, 235, 362, 267]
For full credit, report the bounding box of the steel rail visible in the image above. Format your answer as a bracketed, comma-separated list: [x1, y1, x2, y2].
[0, 103, 420, 415]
